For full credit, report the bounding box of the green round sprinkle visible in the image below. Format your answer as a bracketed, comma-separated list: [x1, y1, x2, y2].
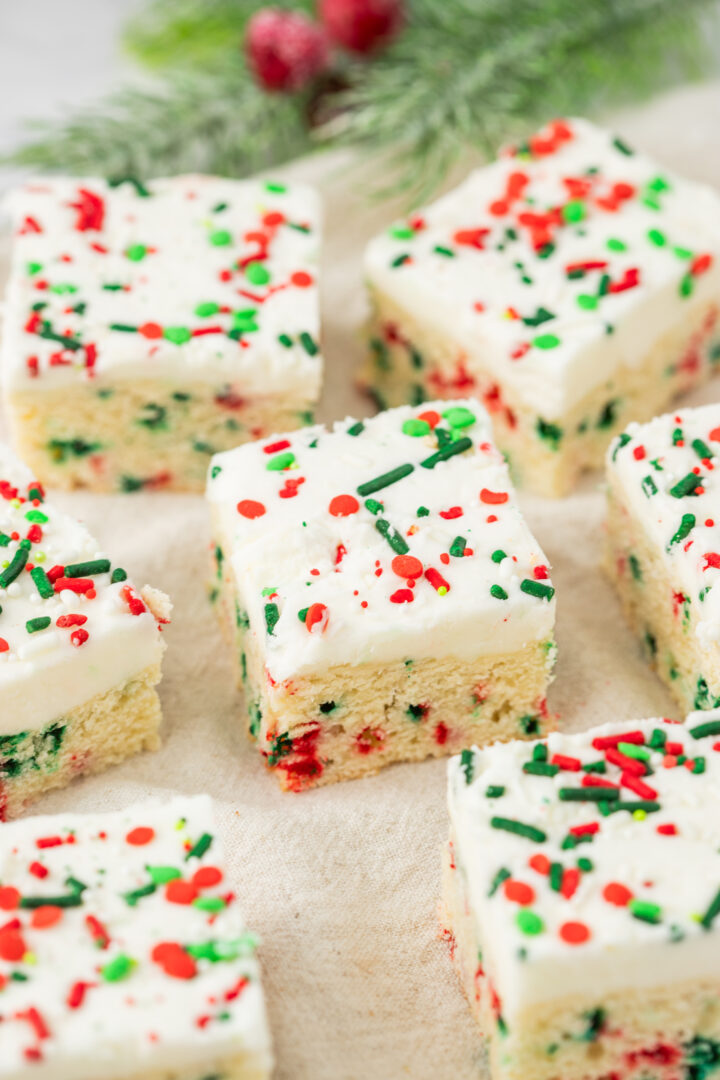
[209, 230, 232, 246]
[195, 301, 220, 317]
[606, 238, 627, 252]
[647, 229, 666, 247]
[491, 550, 507, 563]
[111, 567, 127, 584]
[533, 334, 561, 350]
[390, 225, 415, 240]
[443, 406, 476, 429]
[490, 584, 508, 600]
[402, 419, 431, 437]
[101, 953, 136, 982]
[163, 326, 192, 345]
[516, 910, 544, 935]
[577, 294, 598, 310]
[126, 244, 147, 261]
[266, 452, 295, 471]
[562, 200, 585, 223]
[245, 261, 271, 286]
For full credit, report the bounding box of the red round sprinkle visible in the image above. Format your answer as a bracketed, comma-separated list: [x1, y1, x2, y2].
[126, 826, 155, 847]
[263, 211, 285, 227]
[480, 488, 509, 505]
[417, 410, 441, 429]
[291, 270, 313, 287]
[503, 879, 535, 905]
[0, 928, 26, 961]
[328, 494, 359, 517]
[0, 639, 8, 653]
[0, 886, 21, 910]
[31, 905, 63, 929]
[165, 880, 199, 905]
[559, 921, 590, 945]
[633, 445, 646, 460]
[528, 854, 550, 875]
[305, 602, 329, 633]
[191, 866, 223, 889]
[138, 322, 163, 339]
[237, 499, 266, 519]
[71, 629, 89, 648]
[391, 555, 423, 579]
[603, 881, 633, 906]
[152, 941, 197, 980]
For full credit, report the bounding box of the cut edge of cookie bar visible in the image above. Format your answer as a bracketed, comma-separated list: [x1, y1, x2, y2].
[441, 832, 720, 1080]
[604, 412, 720, 715]
[85, 1055, 270, 1080]
[0, 660, 162, 820]
[209, 514, 556, 793]
[7, 381, 315, 494]
[361, 288, 720, 497]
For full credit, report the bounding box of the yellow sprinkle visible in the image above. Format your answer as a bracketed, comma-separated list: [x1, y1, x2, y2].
[10, 499, 21, 509]
[438, 586, 448, 596]
[633, 809, 646, 821]
[35, 551, 46, 564]
[24, 952, 37, 965]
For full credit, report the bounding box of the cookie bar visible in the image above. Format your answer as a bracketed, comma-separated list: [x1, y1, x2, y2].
[442, 713, 720, 1080]
[362, 117, 720, 496]
[207, 397, 556, 791]
[2, 175, 321, 493]
[0, 444, 170, 818]
[606, 403, 720, 714]
[0, 795, 273, 1080]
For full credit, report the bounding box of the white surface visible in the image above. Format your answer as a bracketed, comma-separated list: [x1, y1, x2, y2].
[1, 7, 720, 1078]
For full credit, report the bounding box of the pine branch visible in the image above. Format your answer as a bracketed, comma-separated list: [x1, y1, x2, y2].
[338, 0, 719, 203]
[9, 62, 314, 179]
[124, 0, 312, 70]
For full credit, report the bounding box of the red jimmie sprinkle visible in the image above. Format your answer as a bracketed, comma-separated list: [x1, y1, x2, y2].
[551, 753, 581, 772]
[480, 488, 509, 505]
[85, 914, 110, 949]
[263, 439, 291, 455]
[67, 981, 95, 1010]
[592, 730, 645, 750]
[305, 602, 329, 633]
[36, 836, 63, 849]
[56, 614, 87, 629]
[425, 567, 450, 593]
[569, 821, 599, 837]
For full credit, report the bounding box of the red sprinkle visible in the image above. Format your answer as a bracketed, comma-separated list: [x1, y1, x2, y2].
[503, 879, 535, 905]
[480, 488, 509, 505]
[126, 826, 155, 847]
[237, 499, 266, 519]
[391, 554, 423, 579]
[603, 881, 633, 906]
[559, 920, 590, 945]
[305, 602, 329, 633]
[328, 494, 359, 517]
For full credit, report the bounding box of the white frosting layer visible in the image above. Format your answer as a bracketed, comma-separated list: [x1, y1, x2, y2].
[448, 713, 720, 1020]
[607, 402, 720, 657]
[207, 398, 555, 681]
[0, 795, 273, 1080]
[366, 118, 720, 420]
[0, 445, 167, 735]
[3, 175, 322, 400]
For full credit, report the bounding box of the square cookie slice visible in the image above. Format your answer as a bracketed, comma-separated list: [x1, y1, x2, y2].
[606, 403, 720, 714]
[2, 175, 321, 493]
[443, 713, 720, 1080]
[0, 795, 273, 1080]
[207, 398, 556, 790]
[362, 117, 720, 495]
[0, 445, 170, 818]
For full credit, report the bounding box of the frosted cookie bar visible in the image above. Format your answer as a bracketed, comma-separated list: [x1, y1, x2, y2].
[207, 397, 556, 790]
[363, 118, 720, 496]
[443, 713, 720, 1080]
[0, 444, 169, 818]
[0, 795, 273, 1080]
[2, 175, 322, 493]
[606, 403, 720, 714]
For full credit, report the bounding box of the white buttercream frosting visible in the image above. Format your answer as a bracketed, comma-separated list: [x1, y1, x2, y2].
[0, 444, 167, 735]
[0, 795, 273, 1079]
[447, 713, 720, 1021]
[2, 175, 322, 401]
[206, 398, 555, 682]
[365, 118, 720, 420]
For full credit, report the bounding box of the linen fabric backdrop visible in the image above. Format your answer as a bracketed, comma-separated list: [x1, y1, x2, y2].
[2, 80, 720, 1080]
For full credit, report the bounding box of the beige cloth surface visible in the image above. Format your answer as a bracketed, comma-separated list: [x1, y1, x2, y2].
[2, 81, 720, 1080]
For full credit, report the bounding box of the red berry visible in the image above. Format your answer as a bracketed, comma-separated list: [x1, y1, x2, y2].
[246, 9, 329, 92]
[318, 0, 404, 54]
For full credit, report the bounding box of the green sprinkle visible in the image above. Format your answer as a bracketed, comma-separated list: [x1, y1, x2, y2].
[265, 452, 295, 471]
[669, 473, 703, 498]
[520, 579, 555, 601]
[147, 866, 181, 884]
[347, 421, 365, 436]
[562, 200, 585, 223]
[549, 862, 564, 892]
[449, 536, 466, 558]
[607, 237, 627, 252]
[641, 476, 658, 497]
[689, 719, 720, 739]
[692, 438, 714, 461]
[364, 498, 383, 515]
[442, 406, 476, 429]
[699, 887, 720, 930]
[245, 261, 270, 286]
[163, 326, 192, 345]
[649, 728, 667, 749]
[30, 567, 54, 599]
[523, 761, 559, 777]
[109, 322, 138, 333]
[389, 225, 415, 240]
[629, 899, 662, 924]
[488, 867, 511, 896]
[357, 464, 413, 496]
[460, 748, 474, 785]
[612, 136, 634, 155]
[186, 833, 213, 861]
[559, 787, 619, 802]
[668, 513, 696, 548]
[647, 229, 666, 247]
[123, 883, 157, 906]
[101, 954, 135, 982]
[375, 518, 409, 555]
[402, 419, 431, 437]
[209, 229, 232, 246]
[111, 568, 128, 583]
[617, 741, 650, 760]
[65, 559, 111, 578]
[126, 243, 148, 261]
[420, 436, 472, 469]
[491, 549, 507, 563]
[194, 896, 227, 913]
[416, 506, 430, 517]
[0, 542, 31, 588]
[516, 909, 544, 935]
[195, 301, 220, 317]
[26, 616, 51, 634]
[25, 510, 48, 524]
[577, 294, 598, 310]
[490, 585, 509, 600]
[264, 603, 280, 636]
[299, 331, 319, 356]
[278, 333, 293, 348]
[485, 785, 505, 798]
[533, 333, 560, 350]
[490, 817, 547, 843]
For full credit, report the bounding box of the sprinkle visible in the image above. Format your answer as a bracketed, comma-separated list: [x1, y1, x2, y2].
[64, 558, 111, 578]
[185, 832, 213, 861]
[559, 787, 619, 802]
[0, 540, 30, 587]
[375, 519, 409, 555]
[357, 464, 413, 496]
[30, 566, 54, 598]
[264, 603, 280, 635]
[669, 473, 703, 498]
[490, 584, 509, 600]
[480, 488, 509, 505]
[559, 921, 590, 944]
[420, 437, 472, 469]
[629, 899, 662, 924]
[490, 817, 547, 843]
[689, 719, 720, 739]
[328, 494, 359, 517]
[126, 826, 155, 846]
[520, 579, 555, 601]
[668, 514, 696, 548]
[237, 499, 266, 519]
[101, 953, 135, 982]
[26, 616, 51, 634]
[485, 785, 505, 798]
[516, 909, 544, 935]
[460, 749, 474, 784]
[699, 887, 720, 930]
